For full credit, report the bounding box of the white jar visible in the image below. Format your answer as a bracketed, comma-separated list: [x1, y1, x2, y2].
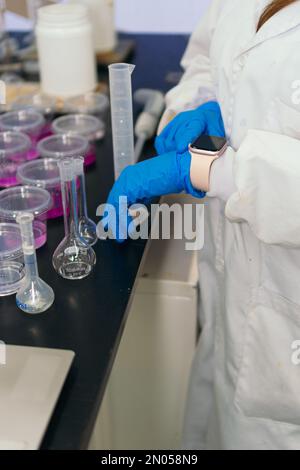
[36, 4, 97, 98]
[68, 0, 116, 53]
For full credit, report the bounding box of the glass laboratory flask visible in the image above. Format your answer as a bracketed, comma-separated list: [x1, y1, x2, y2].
[52, 159, 96, 280]
[16, 212, 54, 314]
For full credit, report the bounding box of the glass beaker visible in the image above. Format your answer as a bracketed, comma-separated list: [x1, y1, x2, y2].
[52, 158, 96, 280]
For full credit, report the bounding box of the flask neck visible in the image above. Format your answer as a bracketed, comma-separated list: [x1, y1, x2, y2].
[17, 214, 40, 280]
[62, 177, 79, 239]
[24, 252, 39, 280]
[77, 173, 88, 219]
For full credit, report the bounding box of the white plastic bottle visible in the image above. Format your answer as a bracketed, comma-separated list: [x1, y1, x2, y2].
[68, 0, 116, 53]
[36, 3, 97, 98]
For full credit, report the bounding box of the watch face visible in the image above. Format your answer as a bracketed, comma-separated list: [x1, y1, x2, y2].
[191, 135, 227, 152]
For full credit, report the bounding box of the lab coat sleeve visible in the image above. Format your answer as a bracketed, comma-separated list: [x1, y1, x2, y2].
[209, 129, 300, 247]
[163, 0, 226, 115]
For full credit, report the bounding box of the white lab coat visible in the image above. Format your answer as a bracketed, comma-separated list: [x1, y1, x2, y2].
[164, 0, 300, 450]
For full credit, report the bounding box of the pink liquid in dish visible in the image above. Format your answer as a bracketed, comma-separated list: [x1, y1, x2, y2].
[0, 174, 18, 187]
[0, 160, 19, 187]
[46, 179, 80, 219]
[33, 220, 47, 249]
[27, 135, 42, 160]
[47, 187, 64, 219]
[84, 143, 96, 167]
[0, 148, 40, 187]
[39, 124, 53, 140]
[27, 148, 39, 160]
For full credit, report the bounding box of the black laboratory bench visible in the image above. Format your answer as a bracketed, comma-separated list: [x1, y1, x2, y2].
[0, 33, 189, 450]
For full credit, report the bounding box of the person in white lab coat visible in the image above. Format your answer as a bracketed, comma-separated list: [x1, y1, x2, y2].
[103, 0, 300, 449]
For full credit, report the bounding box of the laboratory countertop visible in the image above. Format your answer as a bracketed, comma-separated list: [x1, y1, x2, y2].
[0, 33, 189, 450]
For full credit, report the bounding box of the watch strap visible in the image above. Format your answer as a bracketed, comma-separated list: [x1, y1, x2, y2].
[189, 149, 220, 192]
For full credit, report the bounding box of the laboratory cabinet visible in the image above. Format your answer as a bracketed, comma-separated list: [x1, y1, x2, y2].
[89, 195, 200, 450]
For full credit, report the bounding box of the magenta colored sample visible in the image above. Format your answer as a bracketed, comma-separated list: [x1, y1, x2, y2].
[39, 124, 53, 140]
[0, 186, 50, 250]
[26, 135, 41, 160]
[46, 178, 80, 219]
[0, 174, 18, 187]
[47, 186, 64, 219]
[84, 143, 96, 167]
[33, 219, 47, 249]
[27, 148, 39, 160]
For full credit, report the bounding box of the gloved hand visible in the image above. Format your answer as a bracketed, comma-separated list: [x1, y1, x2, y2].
[155, 101, 225, 154]
[100, 151, 205, 243]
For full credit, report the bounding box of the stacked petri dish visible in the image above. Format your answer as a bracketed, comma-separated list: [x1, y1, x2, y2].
[51, 114, 105, 166]
[17, 158, 62, 219]
[0, 222, 25, 297]
[0, 185, 52, 249]
[64, 92, 109, 121]
[37, 133, 89, 166]
[0, 131, 32, 187]
[0, 109, 45, 160]
[12, 93, 57, 139]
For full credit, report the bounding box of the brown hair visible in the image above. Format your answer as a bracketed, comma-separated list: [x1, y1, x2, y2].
[257, 0, 296, 31]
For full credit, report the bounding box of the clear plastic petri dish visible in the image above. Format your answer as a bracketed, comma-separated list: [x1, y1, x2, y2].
[52, 114, 105, 166]
[0, 131, 32, 188]
[17, 158, 62, 219]
[0, 222, 25, 296]
[37, 133, 89, 165]
[0, 185, 52, 249]
[64, 92, 109, 119]
[0, 110, 45, 160]
[11, 93, 57, 139]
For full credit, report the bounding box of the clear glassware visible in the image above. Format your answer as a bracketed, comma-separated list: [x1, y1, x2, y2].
[73, 156, 97, 246]
[52, 158, 96, 280]
[16, 212, 54, 314]
[0, 222, 25, 296]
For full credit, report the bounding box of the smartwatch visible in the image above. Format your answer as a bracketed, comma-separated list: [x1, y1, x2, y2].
[188, 135, 227, 192]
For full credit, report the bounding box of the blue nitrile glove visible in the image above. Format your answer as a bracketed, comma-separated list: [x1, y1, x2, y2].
[155, 101, 225, 154]
[101, 151, 205, 243]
